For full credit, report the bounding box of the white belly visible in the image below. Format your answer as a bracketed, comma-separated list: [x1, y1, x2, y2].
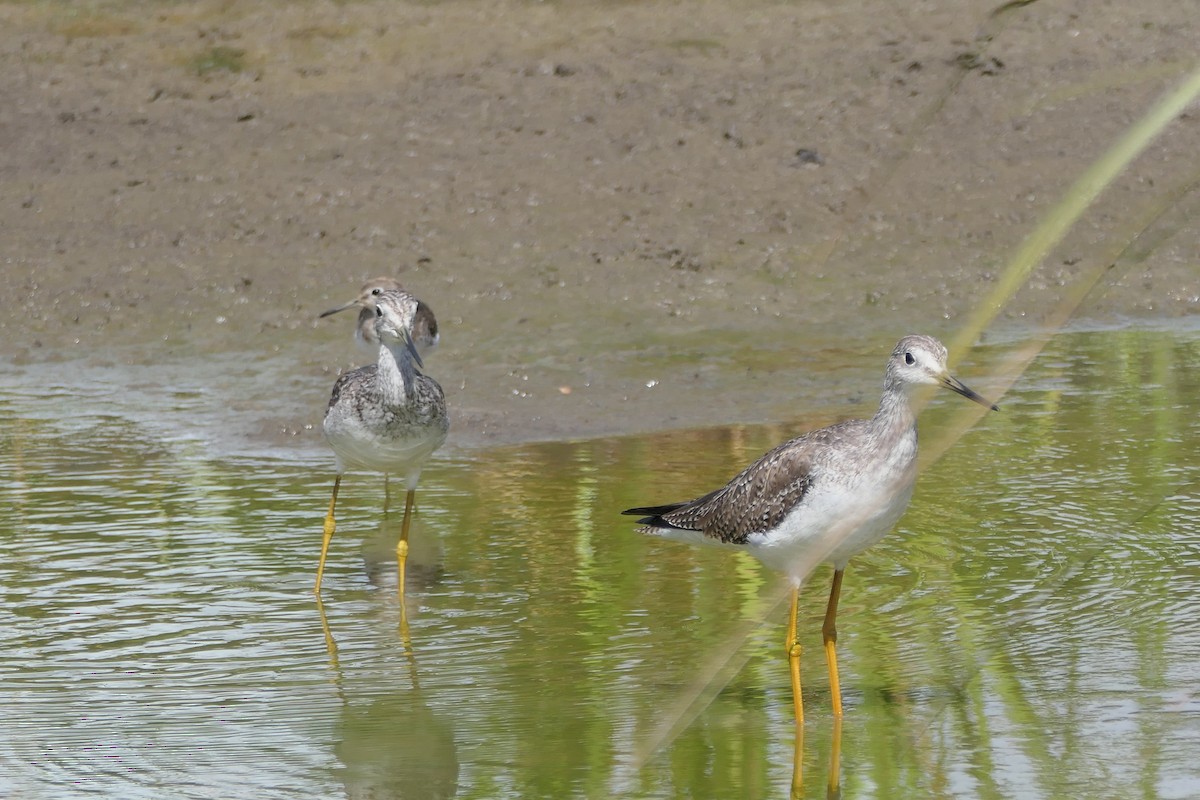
[747, 454, 917, 579]
[324, 422, 446, 486]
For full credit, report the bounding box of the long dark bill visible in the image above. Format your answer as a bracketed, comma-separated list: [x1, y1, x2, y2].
[318, 299, 358, 319]
[404, 329, 425, 370]
[942, 375, 999, 411]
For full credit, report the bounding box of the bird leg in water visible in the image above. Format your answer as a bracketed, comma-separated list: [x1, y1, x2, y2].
[786, 584, 804, 725]
[315, 475, 342, 594]
[823, 568, 845, 718]
[397, 488, 417, 603]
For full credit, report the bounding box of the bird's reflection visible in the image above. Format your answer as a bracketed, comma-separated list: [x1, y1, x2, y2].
[791, 723, 804, 797]
[316, 598, 459, 799]
[335, 690, 459, 800]
[315, 595, 349, 705]
[790, 717, 843, 799]
[827, 716, 843, 799]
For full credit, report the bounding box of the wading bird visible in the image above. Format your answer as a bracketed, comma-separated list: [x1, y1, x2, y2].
[624, 335, 997, 723]
[318, 289, 449, 600]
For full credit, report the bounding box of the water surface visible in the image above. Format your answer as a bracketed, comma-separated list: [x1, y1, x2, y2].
[2, 327, 1198, 798]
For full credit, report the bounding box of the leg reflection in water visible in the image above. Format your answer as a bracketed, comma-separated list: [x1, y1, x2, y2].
[790, 715, 843, 799]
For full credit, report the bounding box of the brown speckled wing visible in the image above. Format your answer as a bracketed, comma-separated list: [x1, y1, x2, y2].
[625, 436, 820, 545]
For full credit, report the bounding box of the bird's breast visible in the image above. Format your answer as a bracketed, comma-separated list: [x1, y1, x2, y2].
[748, 427, 919, 576]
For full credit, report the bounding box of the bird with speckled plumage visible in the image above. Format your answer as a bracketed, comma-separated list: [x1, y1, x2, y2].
[318, 288, 449, 601]
[624, 334, 997, 725]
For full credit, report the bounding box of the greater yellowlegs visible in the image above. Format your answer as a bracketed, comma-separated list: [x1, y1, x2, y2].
[320, 277, 440, 360]
[623, 334, 997, 723]
[318, 289, 449, 598]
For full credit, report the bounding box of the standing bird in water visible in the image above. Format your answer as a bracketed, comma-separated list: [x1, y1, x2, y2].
[623, 335, 997, 724]
[320, 277, 440, 361]
[318, 289, 449, 599]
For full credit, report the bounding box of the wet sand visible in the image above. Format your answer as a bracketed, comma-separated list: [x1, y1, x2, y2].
[1, 0, 1196, 451]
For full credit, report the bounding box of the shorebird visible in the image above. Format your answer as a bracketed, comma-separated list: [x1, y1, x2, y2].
[320, 277, 440, 360]
[318, 289, 449, 599]
[623, 334, 997, 724]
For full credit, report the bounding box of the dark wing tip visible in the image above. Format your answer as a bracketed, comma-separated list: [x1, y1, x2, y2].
[622, 505, 660, 517]
[622, 503, 697, 531]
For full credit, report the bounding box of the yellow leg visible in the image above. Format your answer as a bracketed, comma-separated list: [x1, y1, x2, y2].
[397, 489, 416, 608]
[785, 583, 804, 726]
[822, 568, 845, 718]
[315, 475, 342, 594]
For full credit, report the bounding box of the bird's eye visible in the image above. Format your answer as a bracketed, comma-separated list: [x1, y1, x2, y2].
[904, 351, 915, 366]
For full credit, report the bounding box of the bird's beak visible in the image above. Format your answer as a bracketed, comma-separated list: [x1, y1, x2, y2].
[404, 328, 425, 369]
[941, 373, 999, 411]
[318, 298, 359, 319]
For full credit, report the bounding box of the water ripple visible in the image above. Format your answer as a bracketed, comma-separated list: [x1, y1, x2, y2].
[3, 329, 1199, 798]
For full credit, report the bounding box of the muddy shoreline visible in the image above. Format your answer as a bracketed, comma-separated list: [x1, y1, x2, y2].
[1, 0, 1196, 452]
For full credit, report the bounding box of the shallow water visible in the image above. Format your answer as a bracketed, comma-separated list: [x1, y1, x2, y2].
[2, 327, 1199, 799]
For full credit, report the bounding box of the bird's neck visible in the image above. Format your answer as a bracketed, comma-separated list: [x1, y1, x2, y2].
[375, 341, 418, 407]
[871, 387, 918, 440]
